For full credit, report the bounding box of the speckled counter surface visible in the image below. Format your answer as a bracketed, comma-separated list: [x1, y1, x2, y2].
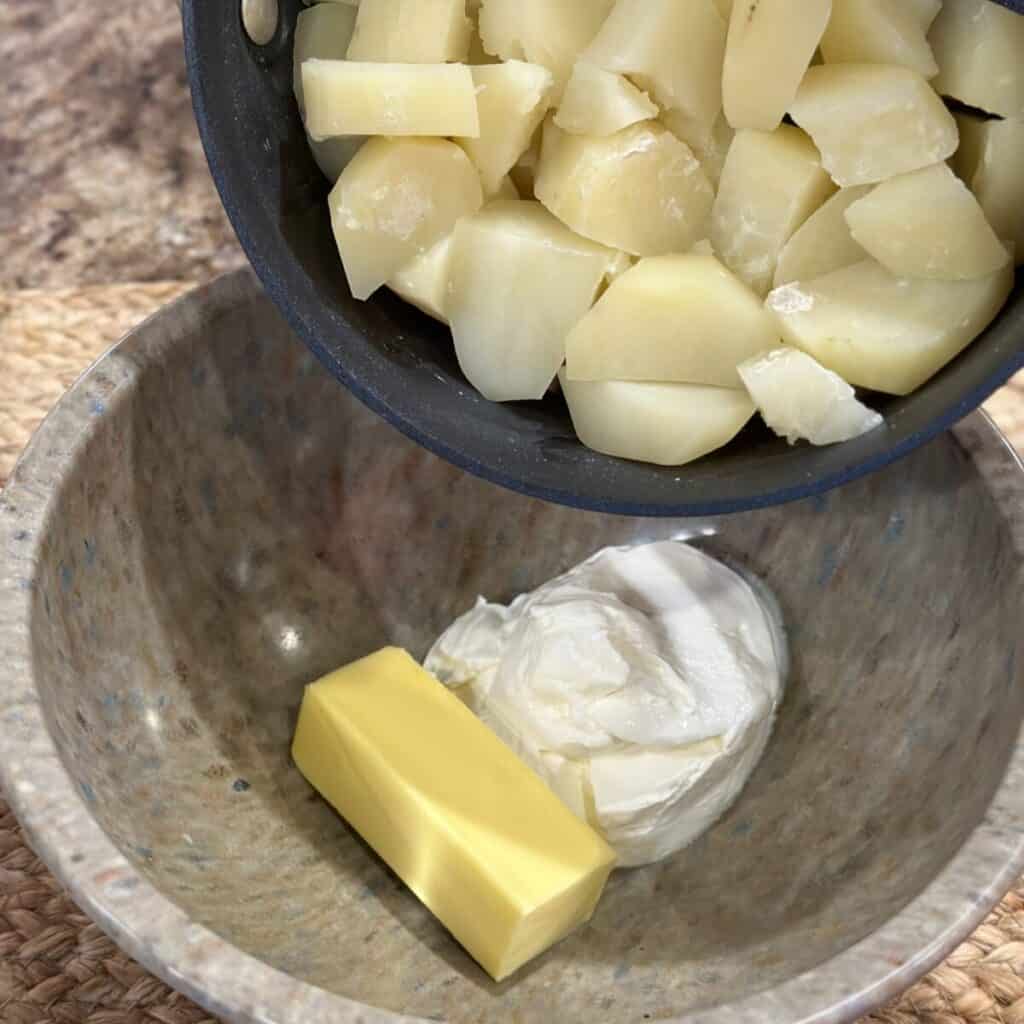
[1, 0, 243, 290]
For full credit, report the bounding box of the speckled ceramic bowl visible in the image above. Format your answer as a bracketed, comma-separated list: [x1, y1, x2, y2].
[3, 270, 1024, 1024]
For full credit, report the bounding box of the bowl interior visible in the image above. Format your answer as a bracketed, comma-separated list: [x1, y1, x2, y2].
[23, 276, 1024, 1022]
[183, 0, 1024, 517]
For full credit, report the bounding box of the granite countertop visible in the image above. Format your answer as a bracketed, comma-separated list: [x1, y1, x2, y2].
[1, 0, 243, 290]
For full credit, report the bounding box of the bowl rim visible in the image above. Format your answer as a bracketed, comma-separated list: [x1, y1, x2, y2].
[181, 0, 1024, 520]
[2, 270, 1024, 1024]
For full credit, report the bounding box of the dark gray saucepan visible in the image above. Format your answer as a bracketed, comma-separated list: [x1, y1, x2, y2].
[182, 0, 1024, 517]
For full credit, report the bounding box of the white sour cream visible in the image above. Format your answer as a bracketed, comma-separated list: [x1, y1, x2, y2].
[425, 541, 785, 867]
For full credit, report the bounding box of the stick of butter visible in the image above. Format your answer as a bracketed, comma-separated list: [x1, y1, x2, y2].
[291, 647, 617, 981]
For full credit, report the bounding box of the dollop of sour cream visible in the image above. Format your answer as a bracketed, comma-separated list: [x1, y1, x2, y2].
[425, 541, 785, 867]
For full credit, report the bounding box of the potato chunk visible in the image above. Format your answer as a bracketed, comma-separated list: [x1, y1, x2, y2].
[931, 0, 1024, 119]
[954, 114, 1024, 264]
[293, 3, 357, 113]
[765, 258, 1014, 395]
[478, 0, 615, 96]
[388, 236, 453, 324]
[535, 120, 714, 257]
[711, 126, 835, 297]
[583, 0, 726, 132]
[329, 138, 484, 300]
[820, 0, 938, 79]
[662, 111, 734, 189]
[346, 0, 471, 63]
[561, 373, 755, 467]
[844, 163, 1009, 281]
[456, 62, 554, 195]
[302, 61, 480, 139]
[739, 348, 883, 446]
[447, 201, 617, 401]
[908, 0, 942, 30]
[555, 63, 658, 136]
[723, 0, 832, 132]
[789, 64, 958, 186]
[565, 253, 780, 387]
[773, 186, 870, 288]
[294, 5, 363, 181]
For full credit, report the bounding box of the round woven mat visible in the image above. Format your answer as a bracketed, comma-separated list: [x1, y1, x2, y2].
[1, 283, 1024, 1024]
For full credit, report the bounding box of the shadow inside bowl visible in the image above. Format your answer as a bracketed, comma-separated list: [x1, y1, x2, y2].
[24, 280, 1024, 1022]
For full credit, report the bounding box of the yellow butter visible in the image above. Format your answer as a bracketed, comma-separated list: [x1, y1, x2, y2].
[291, 647, 617, 981]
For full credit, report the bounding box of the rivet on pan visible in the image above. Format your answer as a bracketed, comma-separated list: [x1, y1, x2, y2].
[241, 0, 279, 46]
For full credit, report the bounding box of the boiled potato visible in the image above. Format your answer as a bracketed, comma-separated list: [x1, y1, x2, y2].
[773, 186, 870, 288]
[447, 201, 617, 401]
[294, 4, 363, 181]
[302, 0, 1020, 463]
[476, 0, 536, 61]
[346, 0, 471, 63]
[662, 111, 734, 189]
[954, 114, 1024, 264]
[739, 348, 883, 446]
[789, 64, 959, 186]
[820, 0, 938, 79]
[765, 258, 1015, 395]
[844, 162, 1009, 281]
[555, 63, 658, 136]
[535, 120, 714, 257]
[302, 61, 480, 139]
[908, 0, 942, 30]
[293, 3, 357, 113]
[561, 372, 755, 467]
[722, 0, 832, 132]
[931, 0, 1024, 119]
[583, 0, 726, 132]
[565, 253, 780, 387]
[388, 236, 452, 324]
[711, 126, 835, 297]
[329, 137, 483, 299]
[457, 62, 554, 195]
[477, 0, 615, 96]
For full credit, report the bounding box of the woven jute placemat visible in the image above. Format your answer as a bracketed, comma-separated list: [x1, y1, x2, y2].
[2, 282, 1024, 1024]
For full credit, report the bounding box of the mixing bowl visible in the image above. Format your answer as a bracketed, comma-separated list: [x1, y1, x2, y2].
[182, 0, 1024, 517]
[2, 270, 1024, 1023]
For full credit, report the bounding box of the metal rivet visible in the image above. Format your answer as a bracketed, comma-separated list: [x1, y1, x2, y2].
[241, 0, 279, 46]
